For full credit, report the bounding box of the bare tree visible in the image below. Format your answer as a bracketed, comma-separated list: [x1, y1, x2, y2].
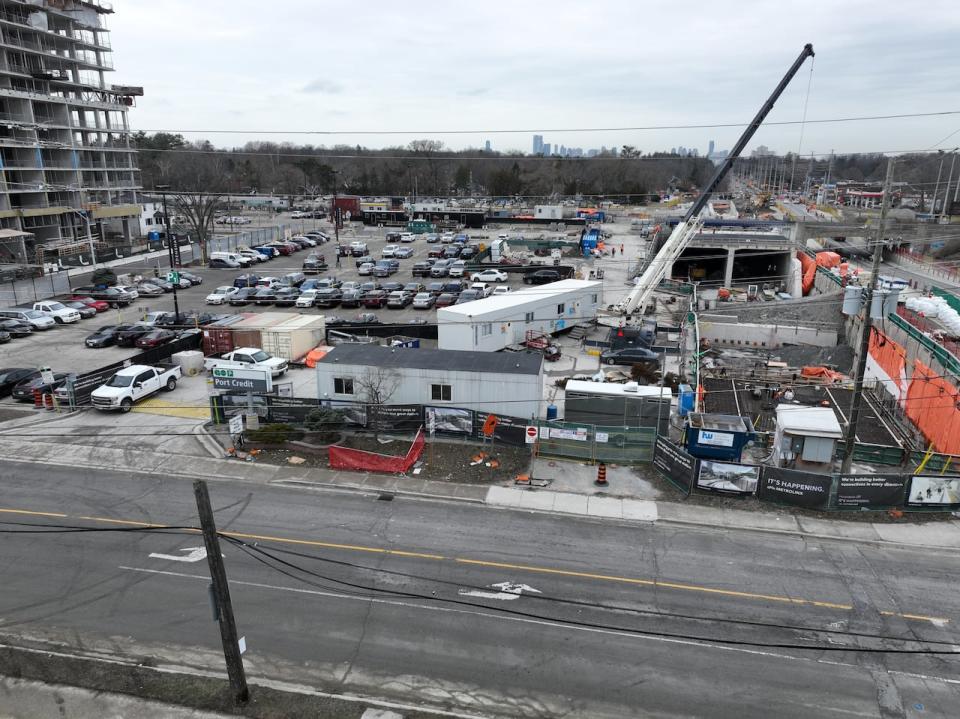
[174, 193, 222, 264]
[355, 367, 401, 441]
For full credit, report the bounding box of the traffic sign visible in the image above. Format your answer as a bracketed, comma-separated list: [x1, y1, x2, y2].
[228, 414, 243, 436]
[167, 271, 180, 284]
[525, 426, 538, 444]
[212, 367, 272, 393]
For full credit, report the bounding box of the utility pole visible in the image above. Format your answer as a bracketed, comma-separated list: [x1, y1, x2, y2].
[193, 480, 249, 705]
[939, 149, 958, 223]
[931, 152, 945, 214]
[156, 186, 180, 319]
[840, 159, 895, 474]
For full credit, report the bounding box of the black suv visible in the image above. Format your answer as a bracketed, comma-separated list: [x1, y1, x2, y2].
[523, 269, 561, 285]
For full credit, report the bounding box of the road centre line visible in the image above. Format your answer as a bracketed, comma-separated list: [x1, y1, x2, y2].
[0, 506, 949, 625]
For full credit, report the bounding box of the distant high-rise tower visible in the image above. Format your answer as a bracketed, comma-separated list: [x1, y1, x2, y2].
[542, 143, 551, 156]
[532, 135, 544, 154]
[484, 140, 492, 152]
[708, 140, 715, 156]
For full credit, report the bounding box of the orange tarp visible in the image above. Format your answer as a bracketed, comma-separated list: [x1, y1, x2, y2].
[868, 329, 906, 391]
[797, 252, 816, 295]
[906, 359, 960, 455]
[800, 366, 844, 381]
[815, 251, 842, 268]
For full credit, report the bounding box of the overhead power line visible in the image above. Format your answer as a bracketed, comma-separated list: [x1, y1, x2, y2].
[137, 110, 960, 137]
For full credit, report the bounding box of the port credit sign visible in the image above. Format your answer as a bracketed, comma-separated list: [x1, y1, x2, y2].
[212, 367, 272, 393]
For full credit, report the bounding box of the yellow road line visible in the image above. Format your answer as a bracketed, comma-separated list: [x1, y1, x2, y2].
[0, 506, 949, 624]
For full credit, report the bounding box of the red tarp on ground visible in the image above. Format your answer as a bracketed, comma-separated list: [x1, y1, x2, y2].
[798, 251, 816, 295]
[328, 427, 425, 473]
[815, 251, 842, 268]
[905, 360, 960, 456]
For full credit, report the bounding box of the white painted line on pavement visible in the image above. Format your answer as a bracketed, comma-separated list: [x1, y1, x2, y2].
[148, 547, 207, 563]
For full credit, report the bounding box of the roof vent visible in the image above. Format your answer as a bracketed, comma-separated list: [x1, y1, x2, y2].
[623, 382, 639, 393]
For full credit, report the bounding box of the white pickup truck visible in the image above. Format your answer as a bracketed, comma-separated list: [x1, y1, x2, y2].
[32, 301, 81, 324]
[203, 347, 288, 377]
[91, 364, 181, 412]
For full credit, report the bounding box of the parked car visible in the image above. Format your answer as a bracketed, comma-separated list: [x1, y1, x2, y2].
[0, 329, 10, 343]
[315, 277, 342, 289]
[404, 282, 425, 294]
[179, 270, 204, 286]
[523, 269, 562, 285]
[443, 245, 462, 259]
[412, 292, 436, 309]
[471, 269, 509, 283]
[233, 274, 260, 288]
[442, 281, 467, 295]
[411, 261, 433, 277]
[148, 278, 175, 292]
[470, 282, 493, 298]
[455, 289, 483, 304]
[206, 286, 239, 304]
[459, 246, 478, 261]
[424, 234, 440, 243]
[265, 242, 294, 256]
[314, 288, 343, 308]
[381, 281, 405, 293]
[135, 282, 165, 297]
[427, 282, 446, 296]
[492, 285, 512, 296]
[435, 292, 458, 308]
[357, 262, 375, 276]
[0, 368, 39, 396]
[281, 272, 307, 288]
[296, 289, 320, 308]
[340, 281, 360, 293]
[600, 347, 660, 366]
[430, 260, 452, 278]
[238, 249, 268, 264]
[112, 284, 140, 300]
[273, 287, 300, 307]
[0, 309, 55, 330]
[440, 233, 455, 244]
[302, 255, 327, 274]
[382, 244, 399, 258]
[254, 287, 278, 305]
[228, 287, 258, 305]
[339, 289, 363, 308]
[349, 241, 368, 256]
[399, 233, 417, 243]
[70, 296, 110, 312]
[373, 260, 397, 277]
[115, 324, 154, 347]
[448, 260, 467, 278]
[362, 290, 389, 308]
[394, 246, 414, 259]
[251, 245, 277, 259]
[256, 276, 283, 289]
[354, 313, 381, 324]
[62, 300, 97, 319]
[85, 324, 131, 348]
[209, 257, 240, 269]
[0, 319, 33, 337]
[427, 246, 445, 259]
[204, 348, 288, 377]
[135, 328, 178, 349]
[71, 286, 133, 307]
[386, 291, 413, 308]
[11, 372, 70, 401]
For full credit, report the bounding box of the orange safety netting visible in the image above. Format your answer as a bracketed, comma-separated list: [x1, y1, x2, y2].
[905, 360, 960, 455]
[797, 251, 816, 295]
[328, 427, 425, 473]
[868, 329, 906, 391]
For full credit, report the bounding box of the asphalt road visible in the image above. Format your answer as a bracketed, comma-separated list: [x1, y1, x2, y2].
[1, 462, 958, 717]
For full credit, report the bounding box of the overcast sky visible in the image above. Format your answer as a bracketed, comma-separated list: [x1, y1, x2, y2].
[110, 0, 960, 157]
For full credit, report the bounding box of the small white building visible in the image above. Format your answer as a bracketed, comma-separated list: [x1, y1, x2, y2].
[139, 201, 164, 236]
[771, 405, 843, 469]
[315, 344, 545, 419]
[533, 205, 563, 220]
[437, 279, 602, 352]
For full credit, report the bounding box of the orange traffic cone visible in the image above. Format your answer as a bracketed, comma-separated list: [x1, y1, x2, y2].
[595, 462, 608, 487]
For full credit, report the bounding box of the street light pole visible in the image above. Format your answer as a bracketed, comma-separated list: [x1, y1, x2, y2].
[157, 186, 180, 319]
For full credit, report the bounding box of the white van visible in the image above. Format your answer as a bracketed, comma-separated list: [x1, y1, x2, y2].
[210, 251, 251, 267]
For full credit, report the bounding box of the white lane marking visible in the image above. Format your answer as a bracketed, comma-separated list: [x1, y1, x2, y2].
[458, 581, 542, 601]
[148, 547, 207, 563]
[117, 565, 960, 684]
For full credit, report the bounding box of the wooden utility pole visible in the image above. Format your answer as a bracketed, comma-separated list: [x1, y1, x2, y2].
[193, 480, 249, 704]
[840, 159, 895, 474]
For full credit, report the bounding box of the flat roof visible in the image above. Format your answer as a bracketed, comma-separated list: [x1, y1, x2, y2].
[775, 404, 843, 438]
[438, 279, 602, 318]
[565, 379, 671, 399]
[318, 344, 543, 376]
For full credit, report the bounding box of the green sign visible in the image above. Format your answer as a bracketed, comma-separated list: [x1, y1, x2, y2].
[167, 271, 180, 283]
[213, 368, 233, 378]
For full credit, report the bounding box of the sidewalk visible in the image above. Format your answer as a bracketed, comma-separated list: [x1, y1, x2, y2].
[2, 433, 958, 550]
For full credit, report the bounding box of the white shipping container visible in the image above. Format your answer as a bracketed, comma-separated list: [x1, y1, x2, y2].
[260, 315, 326, 360]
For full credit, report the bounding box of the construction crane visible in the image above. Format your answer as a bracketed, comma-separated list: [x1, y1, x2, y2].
[615, 43, 815, 318]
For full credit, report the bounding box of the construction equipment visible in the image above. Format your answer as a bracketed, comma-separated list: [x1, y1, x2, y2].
[614, 43, 815, 319]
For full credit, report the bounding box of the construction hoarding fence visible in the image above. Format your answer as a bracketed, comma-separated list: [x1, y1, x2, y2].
[653, 437, 697, 495]
[758, 467, 832, 510]
[535, 420, 656, 463]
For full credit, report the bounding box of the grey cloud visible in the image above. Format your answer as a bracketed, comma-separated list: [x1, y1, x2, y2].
[303, 79, 344, 94]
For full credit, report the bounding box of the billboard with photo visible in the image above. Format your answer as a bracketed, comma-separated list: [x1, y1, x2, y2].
[759, 467, 832, 510]
[652, 437, 698, 495]
[425, 406, 473, 434]
[369, 404, 423, 432]
[473, 413, 531, 446]
[906, 475, 960, 507]
[835, 474, 906, 509]
[697, 460, 760, 494]
[326, 400, 367, 427]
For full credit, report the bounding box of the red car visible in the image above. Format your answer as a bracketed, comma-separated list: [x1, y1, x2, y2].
[362, 290, 388, 308]
[70, 295, 110, 312]
[135, 328, 177, 348]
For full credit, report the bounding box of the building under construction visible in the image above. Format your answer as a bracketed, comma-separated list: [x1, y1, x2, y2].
[0, 0, 141, 268]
